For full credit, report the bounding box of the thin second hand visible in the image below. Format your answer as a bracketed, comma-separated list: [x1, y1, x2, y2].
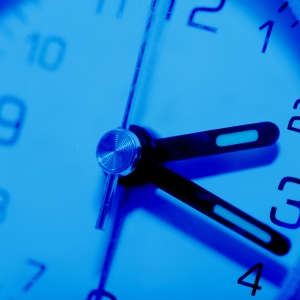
[95, 1, 159, 298]
[120, 0, 157, 129]
[96, 0, 158, 231]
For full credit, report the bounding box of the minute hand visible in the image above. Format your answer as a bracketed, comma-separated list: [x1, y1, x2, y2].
[152, 122, 279, 162]
[140, 156, 290, 256]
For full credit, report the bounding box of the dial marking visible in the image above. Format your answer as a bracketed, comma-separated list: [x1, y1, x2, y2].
[187, 0, 226, 33]
[216, 129, 258, 147]
[291, 20, 299, 28]
[213, 205, 271, 243]
[276, 1, 299, 28]
[278, 1, 289, 13]
[166, 0, 176, 20]
[23, 259, 46, 292]
[293, 99, 300, 109]
[288, 116, 300, 133]
[237, 263, 263, 296]
[259, 20, 274, 53]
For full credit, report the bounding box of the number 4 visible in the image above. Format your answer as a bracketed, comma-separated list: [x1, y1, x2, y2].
[237, 263, 264, 296]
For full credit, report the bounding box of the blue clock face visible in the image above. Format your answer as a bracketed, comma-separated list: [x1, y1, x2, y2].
[0, 0, 300, 299]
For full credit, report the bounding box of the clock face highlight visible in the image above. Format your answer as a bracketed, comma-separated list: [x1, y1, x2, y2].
[0, 0, 300, 299]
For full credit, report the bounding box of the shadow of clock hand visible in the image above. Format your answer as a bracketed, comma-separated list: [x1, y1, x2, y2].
[123, 185, 288, 286]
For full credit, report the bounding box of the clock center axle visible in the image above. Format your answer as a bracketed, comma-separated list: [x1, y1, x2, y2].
[96, 129, 142, 176]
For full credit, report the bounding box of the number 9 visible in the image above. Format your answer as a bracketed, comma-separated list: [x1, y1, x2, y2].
[0, 95, 26, 146]
[0, 189, 9, 223]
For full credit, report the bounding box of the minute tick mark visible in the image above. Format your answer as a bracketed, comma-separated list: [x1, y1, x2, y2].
[277, 1, 299, 28]
[278, 1, 289, 13]
[166, 0, 176, 20]
[23, 259, 46, 292]
[291, 20, 299, 28]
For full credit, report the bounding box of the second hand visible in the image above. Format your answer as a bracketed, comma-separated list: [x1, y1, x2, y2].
[95, 0, 158, 231]
[95, 1, 159, 298]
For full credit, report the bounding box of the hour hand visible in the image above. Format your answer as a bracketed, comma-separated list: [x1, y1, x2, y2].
[140, 156, 290, 256]
[152, 122, 279, 162]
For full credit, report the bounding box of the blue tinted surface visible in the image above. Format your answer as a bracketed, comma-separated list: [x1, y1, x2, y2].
[104, 0, 300, 299]
[0, 0, 300, 299]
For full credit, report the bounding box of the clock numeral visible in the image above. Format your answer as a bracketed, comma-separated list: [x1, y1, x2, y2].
[270, 177, 300, 229]
[237, 263, 263, 296]
[27, 34, 66, 71]
[0, 189, 9, 223]
[0, 95, 26, 146]
[292, 99, 300, 110]
[259, 2, 298, 53]
[188, 0, 226, 33]
[23, 259, 46, 292]
[86, 289, 116, 300]
[259, 20, 274, 53]
[287, 99, 300, 133]
[288, 116, 300, 133]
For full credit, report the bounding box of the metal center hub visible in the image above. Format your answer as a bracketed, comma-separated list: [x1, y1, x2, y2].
[96, 129, 142, 176]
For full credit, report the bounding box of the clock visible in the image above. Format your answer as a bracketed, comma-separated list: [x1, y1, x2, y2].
[0, 0, 300, 299]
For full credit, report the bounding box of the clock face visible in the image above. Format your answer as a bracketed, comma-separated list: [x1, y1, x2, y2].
[0, 0, 300, 299]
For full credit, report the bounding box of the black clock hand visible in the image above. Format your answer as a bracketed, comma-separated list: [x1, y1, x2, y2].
[152, 122, 279, 162]
[139, 155, 290, 256]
